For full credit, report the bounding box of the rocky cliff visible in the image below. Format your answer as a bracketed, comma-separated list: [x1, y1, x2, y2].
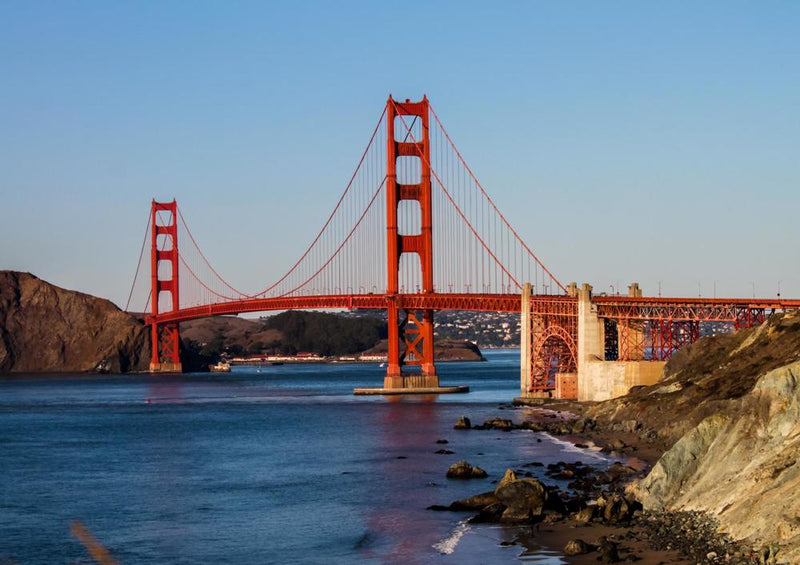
[0, 271, 150, 373]
[633, 360, 800, 562]
[575, 310, 800, 561]
[584, 310, 800, 453]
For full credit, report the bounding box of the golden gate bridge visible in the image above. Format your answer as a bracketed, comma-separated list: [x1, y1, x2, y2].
[126, 96, 800, 400]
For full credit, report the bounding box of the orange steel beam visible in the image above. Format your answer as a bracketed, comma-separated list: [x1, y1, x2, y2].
[145, 294, 800, 327]
[145, 293, 542, 325]
[594, 296, 800, 322]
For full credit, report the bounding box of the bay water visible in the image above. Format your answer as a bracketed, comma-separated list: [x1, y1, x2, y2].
[0, 350, 612, 564]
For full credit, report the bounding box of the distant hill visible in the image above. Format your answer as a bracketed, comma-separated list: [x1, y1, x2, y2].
[181, 317, 282, 357]
[181, 310, 387, 357]
[181, 311, 485, 360]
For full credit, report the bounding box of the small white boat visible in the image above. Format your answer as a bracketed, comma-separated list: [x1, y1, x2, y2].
[379, 362, 386, 368]
[209, 361, 231, 373]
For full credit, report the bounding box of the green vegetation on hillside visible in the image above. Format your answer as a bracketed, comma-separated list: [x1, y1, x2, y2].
[263, 311, 387, 356]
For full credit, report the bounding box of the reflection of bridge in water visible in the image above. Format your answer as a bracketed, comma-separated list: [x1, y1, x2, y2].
[127, 96, 800, 401]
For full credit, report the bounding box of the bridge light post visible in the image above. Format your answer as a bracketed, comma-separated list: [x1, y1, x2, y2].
[658, 281, 662, 297]
[778, 281, 782, 299]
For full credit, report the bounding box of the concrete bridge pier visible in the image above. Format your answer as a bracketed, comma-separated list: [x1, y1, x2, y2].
[519, 281, 666, 403]
[576, 282, 665, 401]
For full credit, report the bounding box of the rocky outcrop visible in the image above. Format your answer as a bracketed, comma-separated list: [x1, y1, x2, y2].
[446, 460, 488, 479]
[453, 416, 471, 429]
[633, 360, 800, 562]
[583, 310, 800, 453]
[494, 475, 548, 522]
[0, 271, 150, 373]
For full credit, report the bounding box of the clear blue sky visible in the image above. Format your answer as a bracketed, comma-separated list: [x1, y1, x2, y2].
[1, 1, 798, 307]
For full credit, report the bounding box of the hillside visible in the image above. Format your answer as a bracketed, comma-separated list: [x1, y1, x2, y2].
[576, 311, 800, 560]
[181, 316, 282, 356]
[183, 312, 484, 360]
[0, 271, 150, 373]
[583, 310, 800, 452]
[182, 311, 387, 357]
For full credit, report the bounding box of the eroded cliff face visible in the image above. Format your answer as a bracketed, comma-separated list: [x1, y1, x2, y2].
[585, 310, 800, 452]
[0, 271, 150, 373]
[633, 361, 800, 561]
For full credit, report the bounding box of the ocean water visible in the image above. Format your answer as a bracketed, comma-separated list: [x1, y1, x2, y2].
[0, 350, 612, 564]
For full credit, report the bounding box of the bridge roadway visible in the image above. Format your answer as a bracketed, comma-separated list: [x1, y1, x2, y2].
[146, 292, 800, 325]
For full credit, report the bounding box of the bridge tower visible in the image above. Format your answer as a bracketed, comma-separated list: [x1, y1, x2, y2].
[384, 96, 438, 389]
[149, 199, 182, 372]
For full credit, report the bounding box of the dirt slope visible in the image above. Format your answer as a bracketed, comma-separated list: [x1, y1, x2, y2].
[585, 311, 800, 453]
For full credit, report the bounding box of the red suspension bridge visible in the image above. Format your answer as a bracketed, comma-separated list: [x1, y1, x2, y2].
[127, 96, 800, 399]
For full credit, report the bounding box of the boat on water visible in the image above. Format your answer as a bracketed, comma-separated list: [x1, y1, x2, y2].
[209, 361, 231, 373]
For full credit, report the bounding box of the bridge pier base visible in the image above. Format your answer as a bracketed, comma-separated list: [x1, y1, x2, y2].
[383, 374, 440, 389]
[149, 362, 183, 373]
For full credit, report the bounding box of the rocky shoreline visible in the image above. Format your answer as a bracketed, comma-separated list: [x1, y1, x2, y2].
[429, 412, 773, 564]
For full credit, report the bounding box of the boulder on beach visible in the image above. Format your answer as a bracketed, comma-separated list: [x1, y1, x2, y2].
[494, 476, 548, 523]
[449, 491, 499, 511]
[602, 494, 634, 523]
[563, 538, 592, 556]
[574, 505, 595, 524]
[598, 536, 620, 563]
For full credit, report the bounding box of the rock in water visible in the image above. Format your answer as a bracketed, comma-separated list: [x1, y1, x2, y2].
[446, 460, 487, 479]
[563, 539, 592, 556]
[0, 271, 150, 373]
[454, 416, 471, 430]
[449, 491, 499, 511]
[483, 417, 514, 431]
[497, 469, 517, 489]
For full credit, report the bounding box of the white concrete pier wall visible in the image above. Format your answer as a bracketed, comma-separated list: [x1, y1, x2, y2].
[576, 282, 666, 401]
[518, 281, 668, 402]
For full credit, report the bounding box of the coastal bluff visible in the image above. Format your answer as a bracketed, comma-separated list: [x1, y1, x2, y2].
[579, 310, 800, 560]
[0, 271, 150, 373]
